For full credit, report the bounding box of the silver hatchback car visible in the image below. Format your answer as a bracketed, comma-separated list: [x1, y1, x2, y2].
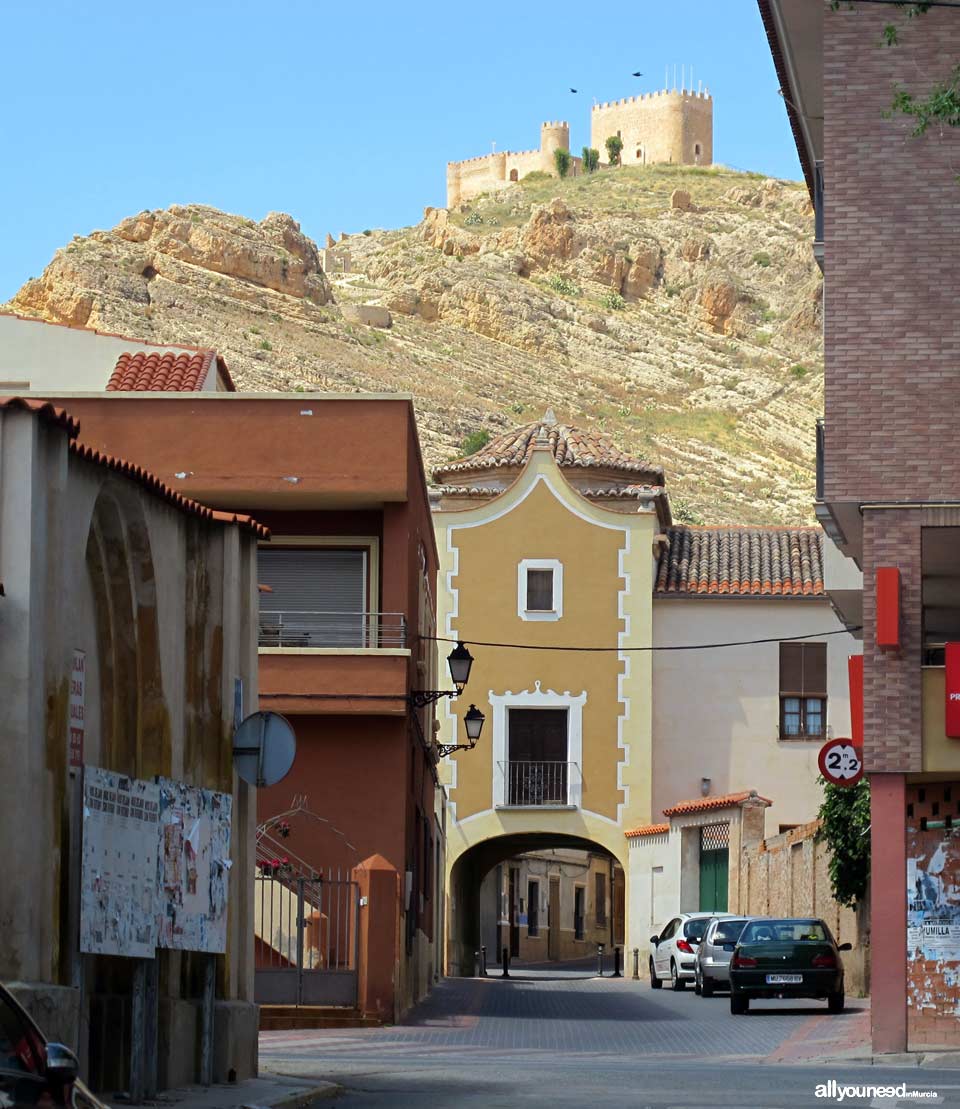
[694, 916, 752, 996]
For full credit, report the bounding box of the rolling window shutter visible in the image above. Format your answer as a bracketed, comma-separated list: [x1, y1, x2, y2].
[779, 642, 827, 696]
[779, 643, 804, 695]
[257, 548, 366, 613]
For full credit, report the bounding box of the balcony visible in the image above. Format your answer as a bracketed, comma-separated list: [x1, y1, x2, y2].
[258, 611, 406, 649]
[258, 610, 410, 715]
[497, 760, 581, 809]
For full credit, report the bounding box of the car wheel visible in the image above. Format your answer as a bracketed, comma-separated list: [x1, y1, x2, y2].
[730, 992, 749, 1015]
[670, 960, 685, 991]
[649, 958, 662, 989]
[693, 967, 702, 995]
[701, 975, 715, 998]
[828, 989, 845, 1014]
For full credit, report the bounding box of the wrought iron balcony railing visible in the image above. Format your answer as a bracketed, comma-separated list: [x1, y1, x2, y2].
[258, 610, 407, 649]
[498, 760, 581, 807]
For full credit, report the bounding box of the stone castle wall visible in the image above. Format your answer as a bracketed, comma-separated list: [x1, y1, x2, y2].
[447, 122, 572, 207]
[591, 90, 712, 167]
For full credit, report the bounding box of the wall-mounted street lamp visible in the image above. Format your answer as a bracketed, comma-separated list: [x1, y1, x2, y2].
[409, 641, 485, 757]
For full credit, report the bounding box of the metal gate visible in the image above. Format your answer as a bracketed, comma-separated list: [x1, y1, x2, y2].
[254, 870, 360, 1007]
[699, 823, 730, 913]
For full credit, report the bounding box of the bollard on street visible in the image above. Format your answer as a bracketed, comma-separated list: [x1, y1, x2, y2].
[596, 942, 605, 977]
[613, 946, 622, 978]
[632, 947, 640, 980]
[480, 945, 487, 977]
[502, 945, 510, 978]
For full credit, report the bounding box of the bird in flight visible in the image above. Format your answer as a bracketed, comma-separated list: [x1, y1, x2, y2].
[631, 71, 643, 77]
[569, 87, 578, 93]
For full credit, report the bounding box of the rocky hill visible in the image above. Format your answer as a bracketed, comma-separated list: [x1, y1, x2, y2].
[6, 164, 823, 525]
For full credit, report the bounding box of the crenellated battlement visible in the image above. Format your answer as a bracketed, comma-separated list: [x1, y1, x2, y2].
[592, 88, 711, 111]
[541, 120, 569, 129]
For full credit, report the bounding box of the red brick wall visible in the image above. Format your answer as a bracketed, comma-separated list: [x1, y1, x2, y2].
[823, 5, 960, 503]
[862, 509, 922, 772]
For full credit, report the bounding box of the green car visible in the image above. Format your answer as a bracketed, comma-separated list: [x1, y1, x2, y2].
[728, 917, 851, 1015]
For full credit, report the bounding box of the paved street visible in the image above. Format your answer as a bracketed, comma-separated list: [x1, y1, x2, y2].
[260, 965, 960, 1107]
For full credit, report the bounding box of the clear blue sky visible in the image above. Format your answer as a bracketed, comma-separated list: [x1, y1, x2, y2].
[0, 0, 798, 303]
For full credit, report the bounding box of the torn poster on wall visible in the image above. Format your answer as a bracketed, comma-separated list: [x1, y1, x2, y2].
[80, 768, 161, 958]
[907, 839, 960, 964]
[156, 779, 233, 953]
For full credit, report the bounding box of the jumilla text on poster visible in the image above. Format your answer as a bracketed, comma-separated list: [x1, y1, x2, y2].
[815, 1080, 938, 1102]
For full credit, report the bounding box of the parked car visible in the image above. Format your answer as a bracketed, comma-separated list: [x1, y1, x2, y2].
[0, 983, 107, 1107]
[694, 916, 752, 996]
[728, 917, 851, 1014]
[649, 912, 735, 991]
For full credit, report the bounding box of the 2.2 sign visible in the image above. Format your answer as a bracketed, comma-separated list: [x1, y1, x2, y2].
[817, 738, 864, 787]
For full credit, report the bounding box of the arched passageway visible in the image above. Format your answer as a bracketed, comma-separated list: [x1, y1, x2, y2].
[448, 833, 624, 976]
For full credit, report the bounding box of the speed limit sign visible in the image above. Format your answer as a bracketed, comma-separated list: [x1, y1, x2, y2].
[818, 738, 864, 787]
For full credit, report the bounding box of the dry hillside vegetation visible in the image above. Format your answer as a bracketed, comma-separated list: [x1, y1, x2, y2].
[7, 164, 823, 524]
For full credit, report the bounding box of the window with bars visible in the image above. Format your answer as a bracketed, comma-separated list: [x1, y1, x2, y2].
[779, 642, 827, 738]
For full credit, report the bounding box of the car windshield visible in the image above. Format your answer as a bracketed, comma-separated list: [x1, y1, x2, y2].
[740, 920, 828, 944]
[712, 919, 747, 944]
[683, 918, 713, 942]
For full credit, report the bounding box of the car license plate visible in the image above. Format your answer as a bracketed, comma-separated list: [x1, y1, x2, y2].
[765, 974, 802, 985]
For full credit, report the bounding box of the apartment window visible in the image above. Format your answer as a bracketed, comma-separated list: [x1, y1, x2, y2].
[507, 708, 569, 805]
[527, 880, 540, 937]
[258, 546, 368, 647]
[574, 887, 585, 940]
[518, 559, 563, 621]
[595, 872, 607, 926]
[779, 642, 827, 738]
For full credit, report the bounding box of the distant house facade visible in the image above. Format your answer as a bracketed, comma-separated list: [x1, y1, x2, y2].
[432, 414, 858, 970]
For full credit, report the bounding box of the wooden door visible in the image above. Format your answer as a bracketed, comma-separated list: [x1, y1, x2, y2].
[547, 877, 560, 960]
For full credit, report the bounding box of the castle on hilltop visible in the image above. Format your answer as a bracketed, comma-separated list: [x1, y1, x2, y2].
[446, 85, 713, 208]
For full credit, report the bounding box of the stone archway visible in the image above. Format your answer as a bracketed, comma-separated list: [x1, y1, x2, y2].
[447, 831, 622, 975]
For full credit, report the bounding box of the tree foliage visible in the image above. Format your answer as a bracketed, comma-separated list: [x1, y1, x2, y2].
[553, 148, 572, 178]
[581, 146, 600, 173]
[816, 777, 871, 908]
[605, 135, 624, 166]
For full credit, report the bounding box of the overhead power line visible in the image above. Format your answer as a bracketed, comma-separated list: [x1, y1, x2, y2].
[427, 628, 862, 654]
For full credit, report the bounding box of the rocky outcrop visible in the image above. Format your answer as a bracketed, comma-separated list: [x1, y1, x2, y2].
[5, 166, 825, 526]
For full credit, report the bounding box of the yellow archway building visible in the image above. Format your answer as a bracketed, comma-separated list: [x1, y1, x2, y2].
[432, 415, 669, 972]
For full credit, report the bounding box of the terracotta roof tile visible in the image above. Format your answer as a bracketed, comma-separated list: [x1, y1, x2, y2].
[662, 790, 772, 818]
[107, 350, 217, 392]
[433, 419, 663, 485]
[70, 442, 269, 539]
[655, 525, 824, 597]
[0, 396, 80, 437]
[624, 823, 671, 839]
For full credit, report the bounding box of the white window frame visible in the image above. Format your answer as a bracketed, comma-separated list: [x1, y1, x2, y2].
[517, 558, 563, 621]
[490, 681, 585, 808]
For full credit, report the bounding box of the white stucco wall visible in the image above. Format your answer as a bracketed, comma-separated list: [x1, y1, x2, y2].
[0, 314, 220, 391]
[651, 597, 858, 836]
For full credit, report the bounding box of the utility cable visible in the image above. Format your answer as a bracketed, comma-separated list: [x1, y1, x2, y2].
[425, 627, 861, 653]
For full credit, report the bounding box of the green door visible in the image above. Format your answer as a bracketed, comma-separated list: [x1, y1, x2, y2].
[699, 824, 730, 912]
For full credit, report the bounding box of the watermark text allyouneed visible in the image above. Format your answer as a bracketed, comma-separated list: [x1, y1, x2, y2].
[815, 1080, 939, 1102]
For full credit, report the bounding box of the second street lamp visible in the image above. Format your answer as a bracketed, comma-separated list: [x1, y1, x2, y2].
[436, 703, 486, 759]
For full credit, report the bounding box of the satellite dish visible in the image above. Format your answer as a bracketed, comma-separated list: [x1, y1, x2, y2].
[233, 711, 296, 788]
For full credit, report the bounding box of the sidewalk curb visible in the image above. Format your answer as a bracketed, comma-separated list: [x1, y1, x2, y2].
[255, 1080, 342, 1106]
[814, 1051, 960, 1069]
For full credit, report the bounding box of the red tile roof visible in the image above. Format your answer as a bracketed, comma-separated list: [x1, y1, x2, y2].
[655, 525, 824, 597]
[624, 823, 671, 839]
[662, 790, 771, 818]
[70, 442, 269, 539]
[433, 418, 663, 485]
[0, 396, 80, 437]
[106, 350, 216, 392]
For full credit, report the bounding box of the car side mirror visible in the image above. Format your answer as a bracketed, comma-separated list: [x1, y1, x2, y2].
[837, 942, 852, 952]
[45, 1043, 79, 1085]
[649, 935, 660, 946]
[723, 943, 735, 952]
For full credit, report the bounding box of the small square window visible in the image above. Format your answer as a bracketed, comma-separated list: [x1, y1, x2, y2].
[526, 569, 554, 611]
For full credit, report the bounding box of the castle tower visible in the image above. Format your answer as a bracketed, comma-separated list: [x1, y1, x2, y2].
[590, 88, 713, 167]
[539, 120, 571, 173]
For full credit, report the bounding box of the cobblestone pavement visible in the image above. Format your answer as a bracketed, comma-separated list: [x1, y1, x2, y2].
[260, 972, 960, 1107]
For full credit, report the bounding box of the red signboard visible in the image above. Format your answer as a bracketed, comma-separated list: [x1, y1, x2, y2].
[876, 566, 901, 650]
[848, 654, 864, 746]
[946, 643, 960, 739]
[818, 738, 864, 787]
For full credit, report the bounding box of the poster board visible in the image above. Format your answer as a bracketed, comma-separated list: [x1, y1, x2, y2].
[80, 768, 160, 957]
[156, 779, 233, 953]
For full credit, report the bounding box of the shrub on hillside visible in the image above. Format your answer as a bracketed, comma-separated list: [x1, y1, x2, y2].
[458, 429, 491, 457]
[605, 135, 624, 166]
[553, 148, 572, 178]
[548, 274, 581, 297]
[581, 147, 600, 173]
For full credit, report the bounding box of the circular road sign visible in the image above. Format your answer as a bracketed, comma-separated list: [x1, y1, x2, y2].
[818, 738, 864, 787]
[233, 711, 296, 788]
